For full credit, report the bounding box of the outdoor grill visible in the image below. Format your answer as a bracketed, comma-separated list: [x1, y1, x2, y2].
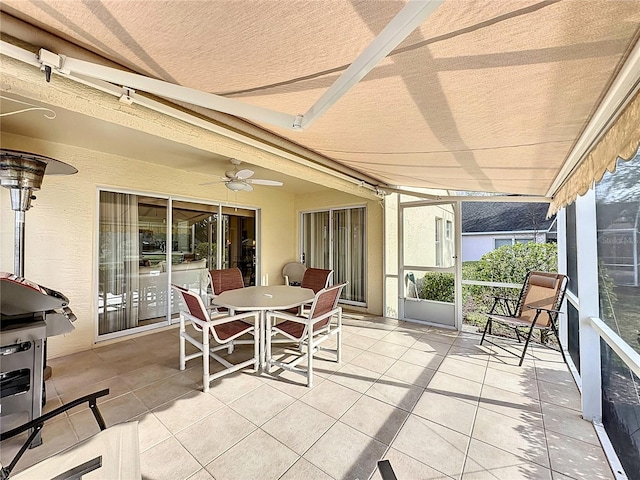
[0, 149, 77, 446]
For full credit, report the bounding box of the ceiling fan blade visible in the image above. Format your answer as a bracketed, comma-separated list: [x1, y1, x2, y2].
[236, 169, 254, 180]
[247, 179, 283, 186]
[241, 182, 253, 192]
[200, 178, 226, 186]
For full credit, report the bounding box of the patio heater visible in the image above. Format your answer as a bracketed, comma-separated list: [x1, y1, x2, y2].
[0, 149, 77, 446]
[0, 149, 77, 276]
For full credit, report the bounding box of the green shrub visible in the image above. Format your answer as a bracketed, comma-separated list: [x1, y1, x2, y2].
[473, 242, 557, 283]
[463, 242, 558, 331]
[421, 272, 454, 302]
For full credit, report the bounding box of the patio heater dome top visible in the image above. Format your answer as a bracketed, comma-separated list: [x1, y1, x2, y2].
[0, 149, 77, 191]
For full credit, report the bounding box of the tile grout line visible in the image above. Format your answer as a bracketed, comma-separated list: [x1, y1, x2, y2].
[456, 345, 489, 480]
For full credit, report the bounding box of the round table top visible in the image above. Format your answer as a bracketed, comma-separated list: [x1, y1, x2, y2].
[212, 285, 315, 311]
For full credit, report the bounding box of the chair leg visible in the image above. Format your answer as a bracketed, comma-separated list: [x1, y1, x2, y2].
[480, 317, 492, 344]
[519, 324, 536, 366]
[307, 339, 313, 388]
[549, 318, 568, 365]
[336, 310, 342, 364]
[514, 327, 522, 343]
[179, 316, 186, 371]
[202, 329, 211, 393]
[254, 320, 260, 372]
[265, 320, 272, 374]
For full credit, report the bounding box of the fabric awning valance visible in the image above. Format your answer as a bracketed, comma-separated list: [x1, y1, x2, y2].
[549, 91, 640, 215]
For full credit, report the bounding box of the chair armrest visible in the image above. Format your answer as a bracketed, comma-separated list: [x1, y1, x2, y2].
[183, 310, 259, 329]
[486, 294, 518, 316]
[488, 295, 517, 302]
[523, 305, 563, 315]
[268, 310, 305, 323]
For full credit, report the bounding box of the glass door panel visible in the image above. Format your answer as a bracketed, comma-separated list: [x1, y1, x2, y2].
[333, 208, 366, 303]
[98, 193, 169, 335]
[222, 207, 256, 286]
[170, 201, 221, 319]
[402, 203, 456, 326]
[302, 211, 330, 269]
[302, 208, 367, 305]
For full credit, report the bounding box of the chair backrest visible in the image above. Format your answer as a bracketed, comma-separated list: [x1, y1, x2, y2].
[308, 282, 347, 329]
[283, 262, 307, 285]
[516, 271, 568, 327]
[301, 268, 333, 293]
[209, 267, 244, 295]
[172, 284, 208, 323]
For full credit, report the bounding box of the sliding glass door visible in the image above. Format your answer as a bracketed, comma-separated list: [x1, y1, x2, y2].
[97, 190, 257, 339]
[301, 207, 366, 305]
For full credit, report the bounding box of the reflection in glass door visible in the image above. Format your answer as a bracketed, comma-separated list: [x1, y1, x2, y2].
[169, 201, 220, 321]
[401, 202, 457, 326]
[222, 207, 256, 286]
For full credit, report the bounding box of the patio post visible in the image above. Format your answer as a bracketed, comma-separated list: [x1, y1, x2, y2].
[556, 208, 568, 348]
[575, 189, 602, 422]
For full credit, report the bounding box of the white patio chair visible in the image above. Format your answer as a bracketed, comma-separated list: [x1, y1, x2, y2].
[282, 261, 306, 286]
[172, 284, 259, 392]
[266, 282, 346, 387]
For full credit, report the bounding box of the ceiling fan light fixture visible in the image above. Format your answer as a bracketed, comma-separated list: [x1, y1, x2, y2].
[226, 180, 246, 191]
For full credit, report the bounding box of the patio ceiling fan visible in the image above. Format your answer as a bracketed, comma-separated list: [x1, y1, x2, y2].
[204, 158, 283, 192]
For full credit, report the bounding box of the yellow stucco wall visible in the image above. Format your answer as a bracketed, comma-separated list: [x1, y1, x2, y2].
[0, 132, 298, 357]
[294, 190, 383, 316]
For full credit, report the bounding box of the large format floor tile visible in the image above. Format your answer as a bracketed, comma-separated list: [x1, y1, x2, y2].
[206, 429, 298, 480]
[304, 421, 388, 480]
[2, 314, 617, 480]
[392, 414, 469, 477]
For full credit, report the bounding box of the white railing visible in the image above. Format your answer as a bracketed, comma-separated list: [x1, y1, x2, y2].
[588, 316, 640, 379]
[582, 316, 639, 480]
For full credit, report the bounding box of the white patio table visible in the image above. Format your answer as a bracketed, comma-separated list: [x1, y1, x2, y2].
[211, 285, 315, 368]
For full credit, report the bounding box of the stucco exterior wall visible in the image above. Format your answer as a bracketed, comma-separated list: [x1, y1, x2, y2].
[294, 190, 383, 316]
[461, 235, 495, 262]
[0, 132, 298, 357]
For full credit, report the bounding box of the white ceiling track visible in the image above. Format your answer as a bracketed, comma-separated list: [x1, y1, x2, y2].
[0, 0, 441, 132]
[0, 41, 384, 197]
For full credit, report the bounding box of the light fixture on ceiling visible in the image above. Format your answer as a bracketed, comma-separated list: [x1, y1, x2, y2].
[201, 158, 283, 192]
[225, 179, 251, 191]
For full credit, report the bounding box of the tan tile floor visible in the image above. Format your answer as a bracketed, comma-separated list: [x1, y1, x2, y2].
[1, 313, 615, 480]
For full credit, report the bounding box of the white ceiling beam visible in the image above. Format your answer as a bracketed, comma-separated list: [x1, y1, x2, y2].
[1, 0, 443, 133]
[0, 40, 298, 129]
[299, 0, 443, 130]
[56, 55, 299, 130]
[383, 186, 551, 203]
[0, 40, 382, 196]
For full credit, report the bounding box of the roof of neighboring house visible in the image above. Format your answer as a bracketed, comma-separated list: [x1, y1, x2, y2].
[462, 202, 556, 234]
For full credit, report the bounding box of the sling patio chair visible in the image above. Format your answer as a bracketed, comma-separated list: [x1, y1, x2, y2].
[208, 267, 244, 314]
[480, 271, 568, 366]
[266, 282, 347, 387]
[283, 267, 333, 315]
[172, 285, 259, 393]
[301, 267, 333, 293]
